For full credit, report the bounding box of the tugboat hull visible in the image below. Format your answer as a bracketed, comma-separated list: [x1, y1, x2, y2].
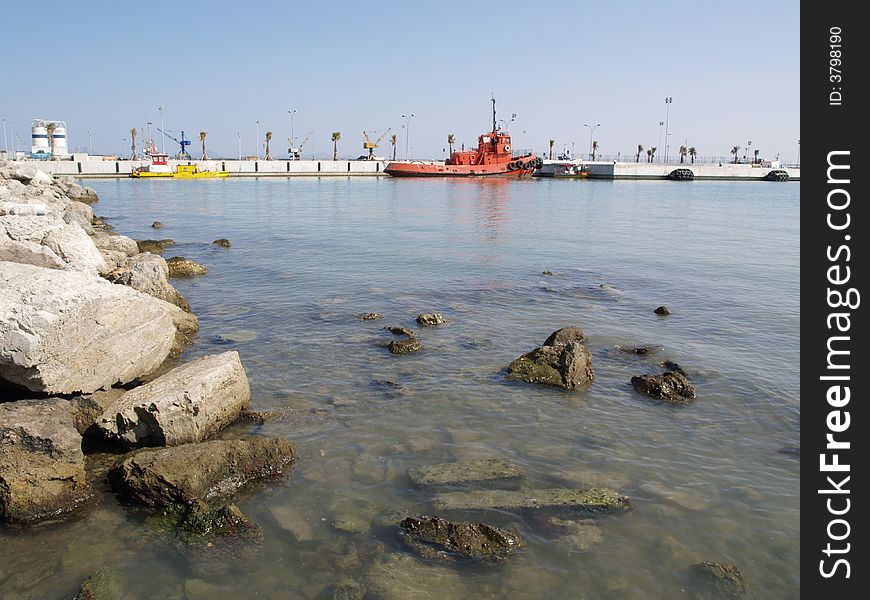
[385, 157, 538, 178]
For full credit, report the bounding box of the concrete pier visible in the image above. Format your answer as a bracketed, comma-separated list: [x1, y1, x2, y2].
[586, 161, 800, 181]
[8, 158, 798, 181]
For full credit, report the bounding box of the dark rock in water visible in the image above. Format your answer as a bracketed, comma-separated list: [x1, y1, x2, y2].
[408, 458, 526, 488]
[399, 516, 523, 563]
[75, 569, 121, 600]
[660, 360, 685, 374]
[654, 305, 672, 316]
[542, 270, 555, 276]
[238, 410, 280, 424]
[213, 238, 231, 248]
[416, 313, 447, 326]
[331, 579, 366, 600]
[1, 398, 93, 524]
[151, 221, 163, 229]
[146, 500, 262, 577]
[108, 438, 296, 506]
[388, 338, 422, 354]
[166, 256, 208, 277]
[461, 337, 493, 350]
[384, 325, 414, 337]
[433, 487, 631, 514]
[689, 561, 748, 599]
[356, 312, 382, 321]
[618, 345, 661, 356]
[778, 446, 800, 459]
[507, 332, 594, 390]
[374, 379, 402, 389]
[631, 370, 696, 403]
[136, 239, 174, 254]
[543, 326, 586, 346]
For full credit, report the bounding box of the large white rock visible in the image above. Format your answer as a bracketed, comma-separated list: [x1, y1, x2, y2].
[106, 252, 191, 311]
[95, 351, 250, 447]
[1, 214, 107, 274]
[0, 262, 176, 394]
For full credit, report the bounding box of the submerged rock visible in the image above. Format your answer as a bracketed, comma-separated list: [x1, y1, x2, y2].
[95, 351, 250, 448]
[74, 569, 121, 600]
[166, 256, 208, 277]
[0, 398, 91, 523]
[399, 516, 523, 563]
[654, 305, 672, 316]
[151, 221, 163, 229]
[365, 553, 465, 600]
[146, 500, 262, 576]
[689, 561, 748, 599]
[416, 313, 446, 326]
[507, 327, 595, 390]
[631, 370, 696, 403]
[542, 270, 555, 276]
[388, 338, 422, 354]
[408, 458, 526, 488]
[108, 437, 296, 506]
[618, 344, 661, 355]
[212, 238, 231, 248]
[135, 239, 174, 254]
[384, 325, 414, 337]
[433, 487, 631, 514]
[331, 579, 366, 600]
[357, 312, 382, 321]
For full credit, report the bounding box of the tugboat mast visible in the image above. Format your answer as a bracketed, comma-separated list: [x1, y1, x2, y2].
[491, 96, 497, 132]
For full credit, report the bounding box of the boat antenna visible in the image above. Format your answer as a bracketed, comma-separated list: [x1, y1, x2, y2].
[491, 95, 497, 132]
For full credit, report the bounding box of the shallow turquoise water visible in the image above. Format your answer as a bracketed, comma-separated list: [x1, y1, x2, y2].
[1, 176, 799, 599]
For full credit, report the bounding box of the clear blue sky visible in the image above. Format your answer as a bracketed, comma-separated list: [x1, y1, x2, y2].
[1, 0, 799, 161]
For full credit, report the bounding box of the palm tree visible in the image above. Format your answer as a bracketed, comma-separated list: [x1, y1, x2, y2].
[678, 145, 687, 164]
[636, 144, 643, 163]
[199, 131, 207, 160]
[646, 148, 653, 163]
[390, 134, 397, 161]
[331, 132, 341, 160]
[549, 139, 555, 160]
[131, 128, 138, 160]
[591, 140, 599, 161]
[731, 145, 740, 164]
[688, 147, 697, 164]
[265, 131, 273, 160]
[46, 122, 56, 159]
[447, 134, 455, 156]
[649, 146, 657, 163]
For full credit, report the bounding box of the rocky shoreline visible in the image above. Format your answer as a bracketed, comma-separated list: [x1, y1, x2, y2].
[1, 162, 744, 599]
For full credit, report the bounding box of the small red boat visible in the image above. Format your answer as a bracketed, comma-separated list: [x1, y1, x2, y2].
[385, 99, 541, 178]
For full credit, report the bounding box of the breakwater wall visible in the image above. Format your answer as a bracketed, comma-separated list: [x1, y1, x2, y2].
[587, 161, 800, 181]
[18, 159, 388, 178]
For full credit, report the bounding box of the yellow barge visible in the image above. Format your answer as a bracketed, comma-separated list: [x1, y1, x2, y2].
[131, 153, 229, 178]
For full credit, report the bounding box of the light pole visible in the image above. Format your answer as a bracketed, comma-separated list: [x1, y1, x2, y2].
[797, 139, 800, 165]
[583, 123, 600, 160]
[237, 132, 241, 161]
[402, 113, 414, 160]
[255, 120, 260, 159]
[158, 105, 165, 153]
[288, 109, 296, 149]
[10, 126, 15, 156]
[658, 121, 664, 163]
[663, 97, 672, 162]
[2, 118, 7, 156]
[87, 130, 92, 155]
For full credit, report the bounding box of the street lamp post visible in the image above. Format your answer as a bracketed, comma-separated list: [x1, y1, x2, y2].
[158, 105, 165, 154]
[87, 130, 92, 155]
[255, 120, 260, 160]
[237, 132, 241, 161]
[10, 126, 15, 156]
[288, 108, 297, 149]
[2, 118, 7, 156]
[583, 123, 600, 160]
[663, 97, 672, 162]
[401, 113, 414, 160]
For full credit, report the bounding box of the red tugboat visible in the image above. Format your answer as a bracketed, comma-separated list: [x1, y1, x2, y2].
[385, 99, 542, 177]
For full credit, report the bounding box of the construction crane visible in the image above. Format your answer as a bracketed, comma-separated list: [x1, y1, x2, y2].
[362, 128, 391, 160]
[288, 130, 314, 160]
[157, 128, 192, 160]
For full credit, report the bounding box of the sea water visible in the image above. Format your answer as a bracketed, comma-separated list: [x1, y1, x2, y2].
[0, 176, 800, 599]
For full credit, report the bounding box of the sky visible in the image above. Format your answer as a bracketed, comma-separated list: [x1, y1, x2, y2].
[1, 0, 800, 161]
